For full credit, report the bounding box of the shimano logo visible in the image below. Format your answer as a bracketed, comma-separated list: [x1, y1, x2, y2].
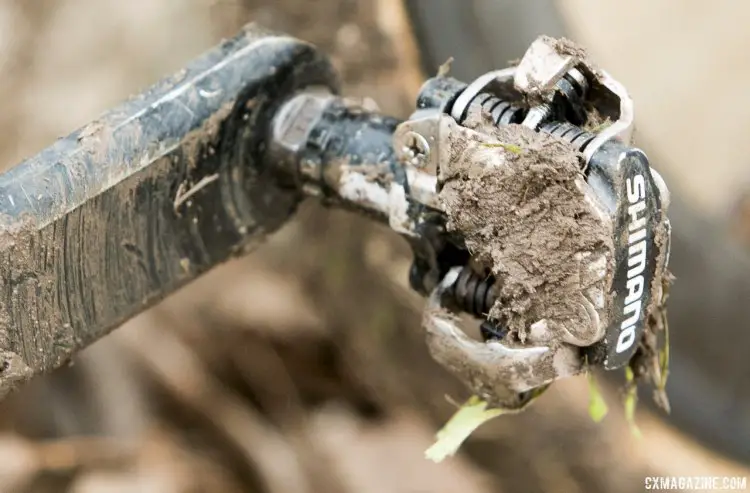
[616, 174, 648, 354]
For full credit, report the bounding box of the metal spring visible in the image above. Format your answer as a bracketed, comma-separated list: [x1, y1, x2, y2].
[540, 121, 596, 152]
[449, 266, 509, 341]
[449, 266, 498, 318]
[457, 89, 595, 153]
[557, 68, 589, 108]
[459, 92, 525, 126]
[562, 68, 589, 97]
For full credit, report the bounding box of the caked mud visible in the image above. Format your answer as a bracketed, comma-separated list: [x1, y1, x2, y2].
[438, 112, 615, 348]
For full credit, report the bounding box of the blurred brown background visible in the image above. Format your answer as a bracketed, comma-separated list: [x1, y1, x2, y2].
[0, 0, 748, 492]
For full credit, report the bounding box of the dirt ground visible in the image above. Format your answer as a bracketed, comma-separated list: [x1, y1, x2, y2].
[0, 0, 747, 492]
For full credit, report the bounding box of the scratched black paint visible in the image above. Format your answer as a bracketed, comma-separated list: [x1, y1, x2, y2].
[0, 24, 338, 389]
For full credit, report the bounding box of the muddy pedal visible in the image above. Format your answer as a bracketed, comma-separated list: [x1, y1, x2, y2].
[394, 36, 672, 406]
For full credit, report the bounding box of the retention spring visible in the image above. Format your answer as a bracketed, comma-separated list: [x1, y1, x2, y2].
[448, 266, 497, 318]
[451, 70, 595, 153]
[539, 121, 596, 152]
[457, 92, 526, 127]
[447, 266, 509, 341]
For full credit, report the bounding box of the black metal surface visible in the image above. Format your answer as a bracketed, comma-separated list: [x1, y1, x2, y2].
[0, 24, 338, 395]
[301, 99, 402, 204]
[458, 92, 526, 126]
[448, 265, 497, 319]
[415, 77, 466, 112]
[584, 141, 664, 369]
[269, 92, 405, 221]
[539, 121, 596, 152]
[270, 88, 476, 304]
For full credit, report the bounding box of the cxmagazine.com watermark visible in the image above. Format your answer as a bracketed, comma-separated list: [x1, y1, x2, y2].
[645, 476, 747, 491]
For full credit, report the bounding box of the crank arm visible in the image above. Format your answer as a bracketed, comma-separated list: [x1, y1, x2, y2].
[0, 25, 338, 395]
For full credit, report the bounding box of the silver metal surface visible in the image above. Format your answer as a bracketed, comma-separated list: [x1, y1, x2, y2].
[392, 110, 446, 210]
[402, 131, 431, 168]
[521, 103, 551, 129]
[582, 70, 635, 161]
[393, 110, 442, 173]
[422, 268, 583, 407]
[268, 89, 334, 184]
[513, 35, 576, 98]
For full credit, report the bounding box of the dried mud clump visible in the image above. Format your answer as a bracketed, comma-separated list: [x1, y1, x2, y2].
[438, 114, 614, 343]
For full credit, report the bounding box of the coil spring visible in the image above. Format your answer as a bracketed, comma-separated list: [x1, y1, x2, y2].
[449, 266, 498, 318]
[540, 121, 596, 152]
[458, 92, 525, 126]
[449, 266, 509, 341]
[457, 92, 595, 153]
